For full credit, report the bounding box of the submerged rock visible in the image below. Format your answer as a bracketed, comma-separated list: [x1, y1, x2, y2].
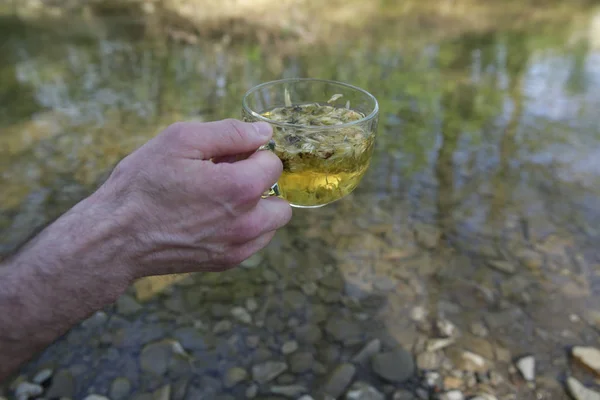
[515, 355, 535, 381]
[572, 346, 600, 376]
[372, 350, 415, 382]
[567, 377, 600, 400]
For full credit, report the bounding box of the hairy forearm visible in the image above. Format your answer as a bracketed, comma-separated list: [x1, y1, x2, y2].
[0, 191, 134, 381]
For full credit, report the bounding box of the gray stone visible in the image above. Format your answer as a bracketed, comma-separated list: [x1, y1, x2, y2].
[572, 346, 600, 376]
[416, 352, 442, 370]
[322, 363, 356, 398]
[270, 384, 308, 397]
[83, 396, 110, 400]
[487, 260, 516, 274]
[245, 384, 258, 398]
[45, 369, 74, 399]
[276, 373, 296, 385]
[32, 369, 53, 385]
[173, 327, 205, 350]
[110, 377, 132, 400]
[282, 290, 306, 309]
[281, 340, 299, 355]
[290, 352, 314, 374]
[325, 317, 362, 345]
[372, 350, 415, 383]
[567, 377, 600, 400]
[231, 307, 252, 324]
[352, 339, 381, 364]
[295, 324, 322, 344]
[252, 361, 288, 384]
[213, 320, 232, 334]
[116, 294, 142, 315]
[515, 355, 535, 381]
[246, 298, 258, 312]
[140, 341, 176, 376]
[345, 381, 385, 400]
[439, 391, 464, 400]
[15, 382, 43, 399]
[224, 367, 248, 388]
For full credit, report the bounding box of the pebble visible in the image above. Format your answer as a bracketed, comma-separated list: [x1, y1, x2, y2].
[410, 306, 428, 322]
[270, 384, 308, 397]
[231, 307, 252, 324]
[325, 316, 362, 345]
[437, 318, 457, 337]
[470, 395, 498, 400]
[516, 355, 535, 381]
[110, 377, 132, 400]
[241, 253, 263, 268]
[246, 298, 258, 312]
[251, 361, 288, 384]
[281, 340, 299, 355]
[426, 338, 455, 352]
[140, 341, 176, 376]
[213, 320, 233, 334]
[290, 352, 314, 373]
[15, 382, 43, 399]
[245, 384, 258, 398]
[352, 339, 382, 364]
[470, 321, 489, 337]
[444, 376, 463, 390]
[298, 396, 316, 400]
[447, 349, 489, 373]
[322, 363, 356, 398]
[371, 349, 415, 382]
[224, 367, 248, 388]
[345, 381, 385, 400]
[567, 376, 600, 400]
[439, 391, 464, 400]
[424, 371, 442, 388]
[488, 260, 516, 274]
[392, 390, 415, 400]
[246, 335, 260, 349]
[116, 294, 142, 315]
[44, 369, 75, 399]
[416, 351, 442, 370]
[572, 346, 600, 376]
[32, 369, 53, 385]
[301, 282, 318, 296]
[83, 396, 110, 400]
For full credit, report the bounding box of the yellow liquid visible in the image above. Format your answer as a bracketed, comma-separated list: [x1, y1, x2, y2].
[277, 164, 371, 207]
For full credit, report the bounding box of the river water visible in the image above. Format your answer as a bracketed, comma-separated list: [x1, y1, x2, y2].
[1, 3, 600, 400]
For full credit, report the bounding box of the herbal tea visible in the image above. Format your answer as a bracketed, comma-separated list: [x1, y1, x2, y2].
[258, 93, 375, 207]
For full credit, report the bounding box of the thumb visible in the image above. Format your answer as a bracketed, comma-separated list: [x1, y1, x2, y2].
[165, 119, 273, 160]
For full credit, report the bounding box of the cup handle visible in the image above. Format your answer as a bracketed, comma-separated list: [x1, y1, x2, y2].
[258, 139, 282, 199]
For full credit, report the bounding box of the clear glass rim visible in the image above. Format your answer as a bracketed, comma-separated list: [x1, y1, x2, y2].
[242, 78, 379, 130]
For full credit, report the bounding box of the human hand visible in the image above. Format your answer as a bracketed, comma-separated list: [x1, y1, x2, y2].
[93, 119, 292, 279]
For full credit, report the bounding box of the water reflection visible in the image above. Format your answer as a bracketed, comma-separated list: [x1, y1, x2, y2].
[1, 7, 600, 399]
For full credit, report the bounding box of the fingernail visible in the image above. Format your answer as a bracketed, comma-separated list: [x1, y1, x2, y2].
[252, 122, 272, 137]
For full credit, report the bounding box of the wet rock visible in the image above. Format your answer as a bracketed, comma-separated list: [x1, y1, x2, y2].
[270, 384, 308, 397]
[246, 297, 258, 312]
[325, 316, 362, 345]
[345, 381, 385, 400]
[246, 335, 260, 349]
[282, 290, 306, 309]
[322, 363, 356, 398]
[252, 361, 288, 384]
[446, 349, 489, 373]
[352, 339, 381, 364]
[470, 321, 489, 337]
[45, 369, 74, 399]
[32, 369, 53, 386]
[516, 355, 535, 381]
[15, 382, 43, 399]
[572, 346, 600, 376]
[487, 260, 516, 274]
[372, 349, 415, 383]
[140, 340, 178, 376]
[245, 384, 258, 398]
[281, 340, 298, 355]
[410, 306, 428, 322]
[83, 396, 110, 400]
[439, 391, 464, 400]
[416, 351, 442, 370]
[224, 367, 248, 388]
[153, 384, 171, 400]
[290, 352, 314, 374]
[213, 320, 232, 334]
[110, 377, 132, 400]
[173, 327, 205, 351]
[116, 294, 142, 315]
[231, 307, 252, 324]
[567, 377, 600, 400]
[295, 324, 322, 344]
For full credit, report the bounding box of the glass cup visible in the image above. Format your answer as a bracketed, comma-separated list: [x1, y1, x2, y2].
[242, 78, 379, 208]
